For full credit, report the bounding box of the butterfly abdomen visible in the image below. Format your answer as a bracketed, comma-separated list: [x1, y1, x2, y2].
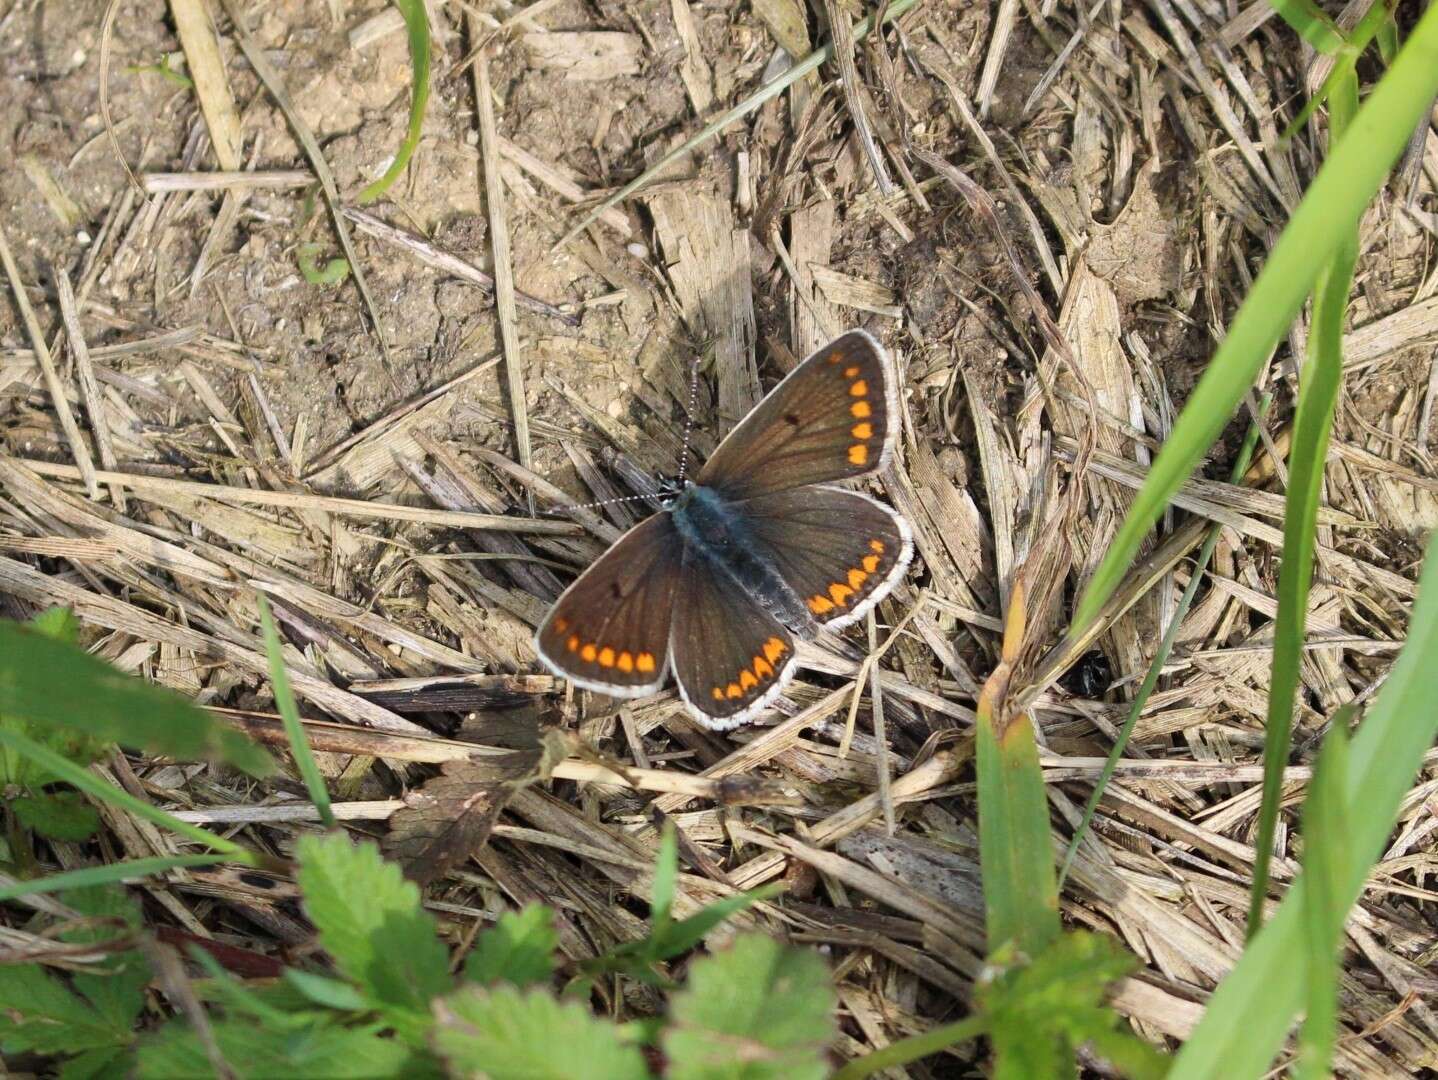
[670, 484, 816, 635]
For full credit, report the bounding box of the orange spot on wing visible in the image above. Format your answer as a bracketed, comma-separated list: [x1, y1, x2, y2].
[870, 539, 885, 553]
[763, 638, 786, 664]
[844, 365, 860, 377]
[554, 617, 569, 633]
[849, 379, 868, 397]
[808, 595, 834, 614]
[726, 682, 743, 699]
[851, 400, 871, 418]
[598, 647, 615, 668]
[636, 652, 656, 673]
[848, 444, 867, 465]
[851, 422, 873, 439]
[581, 643, 598, 662]
[826, 350, 843, 364]
[739, 669, 758, 690]
[617, 651, 634, 673]
[848, 568, 868, 589]
[863, 554, 881, 574]
[712, 686, 725, 701]
[829, 582, 855, 606]
[567, 635, 581, 652]
[754, 655, 774, 678]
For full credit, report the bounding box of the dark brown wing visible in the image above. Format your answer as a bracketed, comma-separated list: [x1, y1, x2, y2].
[669, 551, 798, 730]
[737, 485, 913, 630]
[534, 513, 681, 696]
[695, 331, 898, 500]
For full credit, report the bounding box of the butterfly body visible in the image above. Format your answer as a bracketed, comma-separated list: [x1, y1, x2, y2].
[669, 483, 817, 634]
[536, 330, 915, 730]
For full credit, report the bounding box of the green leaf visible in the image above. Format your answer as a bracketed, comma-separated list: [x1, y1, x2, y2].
[59, 1046, 132, 1080]
[0, 965, 131, 1055]
[432, 985, 651, 1080]
[29, 605, 80, 643]
[1295, 719, 1351, 1080]
[977, 710, 1061, 958]
[12, 791, 100, 840]
[663, 934, 835, 1080]
[979, 931, 1156, 1080]
[1248, 66, 1361, 941]
[651, 820, 678, 935]
[61, 885, 151, 1034]
[1072, 5, 1438, 630]
[296, 834, 452, 1026]
[0, 620, 274, 778]
[648, 884, 783, 961]
[284, 969, 375, 1012]
[1266, 0, 1348, 54]
[138, 1019, 416, 1079]
[357, 0, 431, 204]
[0, 855, 232, 903]
[1172, 535, 1438, 1078]
[464, 905, 558, 988]
[297, 242, 351, 285]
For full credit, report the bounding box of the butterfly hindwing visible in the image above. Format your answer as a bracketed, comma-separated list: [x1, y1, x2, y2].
[736, 485, 914, 630]
[534, 513, 682, 696]
[695, 330, 897, 500]
[669, 551, 798, 730]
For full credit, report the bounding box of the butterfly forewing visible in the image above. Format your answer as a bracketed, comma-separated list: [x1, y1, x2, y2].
[737, 485, 913, 630]
[695, 330, 897, 500]
[534, 513, 682, 696]
[669, 552, 798, 730]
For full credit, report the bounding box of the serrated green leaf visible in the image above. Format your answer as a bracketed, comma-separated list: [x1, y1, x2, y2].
[0, 965, 130, 1055]
[432, 985, 651, 1080]
[296, 834, 452, 1024]
[138, 1019, 417, 1079]
[60, 885, 150, 1034]
[464, 905, 558, 988]
[979, 931, 1149, 1080]
[12, 791, 101, 840]
[0, 620, 274, 778]
[663, 934, 835, 1080]
[58, 1046, 132, 1080]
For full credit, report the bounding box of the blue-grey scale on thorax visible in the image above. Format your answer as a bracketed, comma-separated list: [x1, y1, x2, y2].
[669, 483, 818, 636]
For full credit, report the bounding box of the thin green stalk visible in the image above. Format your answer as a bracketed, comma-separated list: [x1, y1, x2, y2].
[257, 594, 335, 829]
[1247, 72, 1360, 941]
[1072, 4, 1438, 631]
[832, 1016, 987, 1080]
[0, 854, 230, 902]
[1059, 396, 1270, 889]
[0, 727, 254, 862]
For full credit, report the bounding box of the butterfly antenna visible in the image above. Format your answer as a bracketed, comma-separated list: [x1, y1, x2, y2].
[675, 352, 701, 486]
[548, 492, 659, 514]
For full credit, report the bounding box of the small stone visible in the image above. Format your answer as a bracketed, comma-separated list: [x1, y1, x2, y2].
[76, 230, 91, 245]
[607, 399, 624, 419]
[625, 242, 647, 259]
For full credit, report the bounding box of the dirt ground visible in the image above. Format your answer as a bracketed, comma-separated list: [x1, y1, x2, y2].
[3, 0, 1438, 1071]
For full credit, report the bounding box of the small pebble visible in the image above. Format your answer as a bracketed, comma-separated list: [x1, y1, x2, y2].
[76, 230, 92, 245]
[626, 242, 647, 259]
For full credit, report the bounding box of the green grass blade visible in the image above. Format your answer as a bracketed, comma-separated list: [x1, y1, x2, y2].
[977, 588, 1061, 958]
[830, 1016, 987, 1080]
[256, 594, 334, 829]
[1247, 71, 1360, 940]
[1295, 715, 1352, 1080]
[0, 727, 254, 862]
[357, 0, 430, 204]
[0, 854, 230, 902]
[1059, 400, 1269, 888]
[1072, 4, 1438, 631]
[553, 0, 922, 249]
[1266, 0, 1348, 54]
[1171, 535, 1438, 1078]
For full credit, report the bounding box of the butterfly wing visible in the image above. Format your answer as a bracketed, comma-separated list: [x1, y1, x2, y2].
[695, 330, 898, 500]
[669, 551, 798, 730]
[534, 512, 681, 696]
[737, 485, 914, 631]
